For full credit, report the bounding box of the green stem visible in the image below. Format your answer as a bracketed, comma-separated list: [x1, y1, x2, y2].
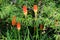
[25, 14, 27, 18]
[24, 30, 27, 40]
[35, 12, 37, 21]
[34, 12, 38, 39]
[36, 27, 38, 40]
[18, 31, 20, 40]
[27, 26, 30, 40]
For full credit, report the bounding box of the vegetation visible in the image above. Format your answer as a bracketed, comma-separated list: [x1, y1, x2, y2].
[0, 0, 60, 40]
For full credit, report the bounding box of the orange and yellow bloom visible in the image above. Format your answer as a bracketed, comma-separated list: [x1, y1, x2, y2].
[12, 16, 16, 26]
[33, 5, 38, 13]
[16, 22, 21, 30]
[23, 5, 27, 16]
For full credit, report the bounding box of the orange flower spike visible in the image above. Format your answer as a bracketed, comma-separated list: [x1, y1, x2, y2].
[12, 16, 16, 26]
[33, 5, 38, 13]
[23, 5, 27, 16]
[40, 24, 44, 30]
[17, 22, 21, 31]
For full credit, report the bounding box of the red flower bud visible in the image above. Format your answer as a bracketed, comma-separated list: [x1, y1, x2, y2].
[12, 16, 16, 26]
[33, 5, 38, 13]
[40, 24, 44, 30]
[16, 22, 21, 31]
[23, 5, 27, 16]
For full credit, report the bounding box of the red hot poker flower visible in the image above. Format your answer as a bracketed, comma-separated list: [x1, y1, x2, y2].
[40, 24, 44, 30]
[23, 5, 27, 16]
[16, 22, 21, 31]
[12, 16, 16, 26]
[33, 5, 38, 13]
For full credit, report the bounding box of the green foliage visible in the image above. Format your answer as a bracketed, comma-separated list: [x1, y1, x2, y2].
[0, 0, 60, 40]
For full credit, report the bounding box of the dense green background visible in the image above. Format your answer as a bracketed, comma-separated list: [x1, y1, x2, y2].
[0, 0, 60, 40]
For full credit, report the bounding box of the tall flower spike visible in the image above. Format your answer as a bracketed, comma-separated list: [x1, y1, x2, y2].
[33, 5, 38, 13]
[12, 16, 16, 26]
[33, 5, 38, 20]
[16, 22, 21, 31]
[23, 5, 27, 17]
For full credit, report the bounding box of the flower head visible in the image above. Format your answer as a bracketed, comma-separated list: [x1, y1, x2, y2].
[16, 22, 21, 31]
[12, 16, 16, 26]
[33, 5, 38, 13]
[40, 24, 44, 30]
[23, 5, 27, 16]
